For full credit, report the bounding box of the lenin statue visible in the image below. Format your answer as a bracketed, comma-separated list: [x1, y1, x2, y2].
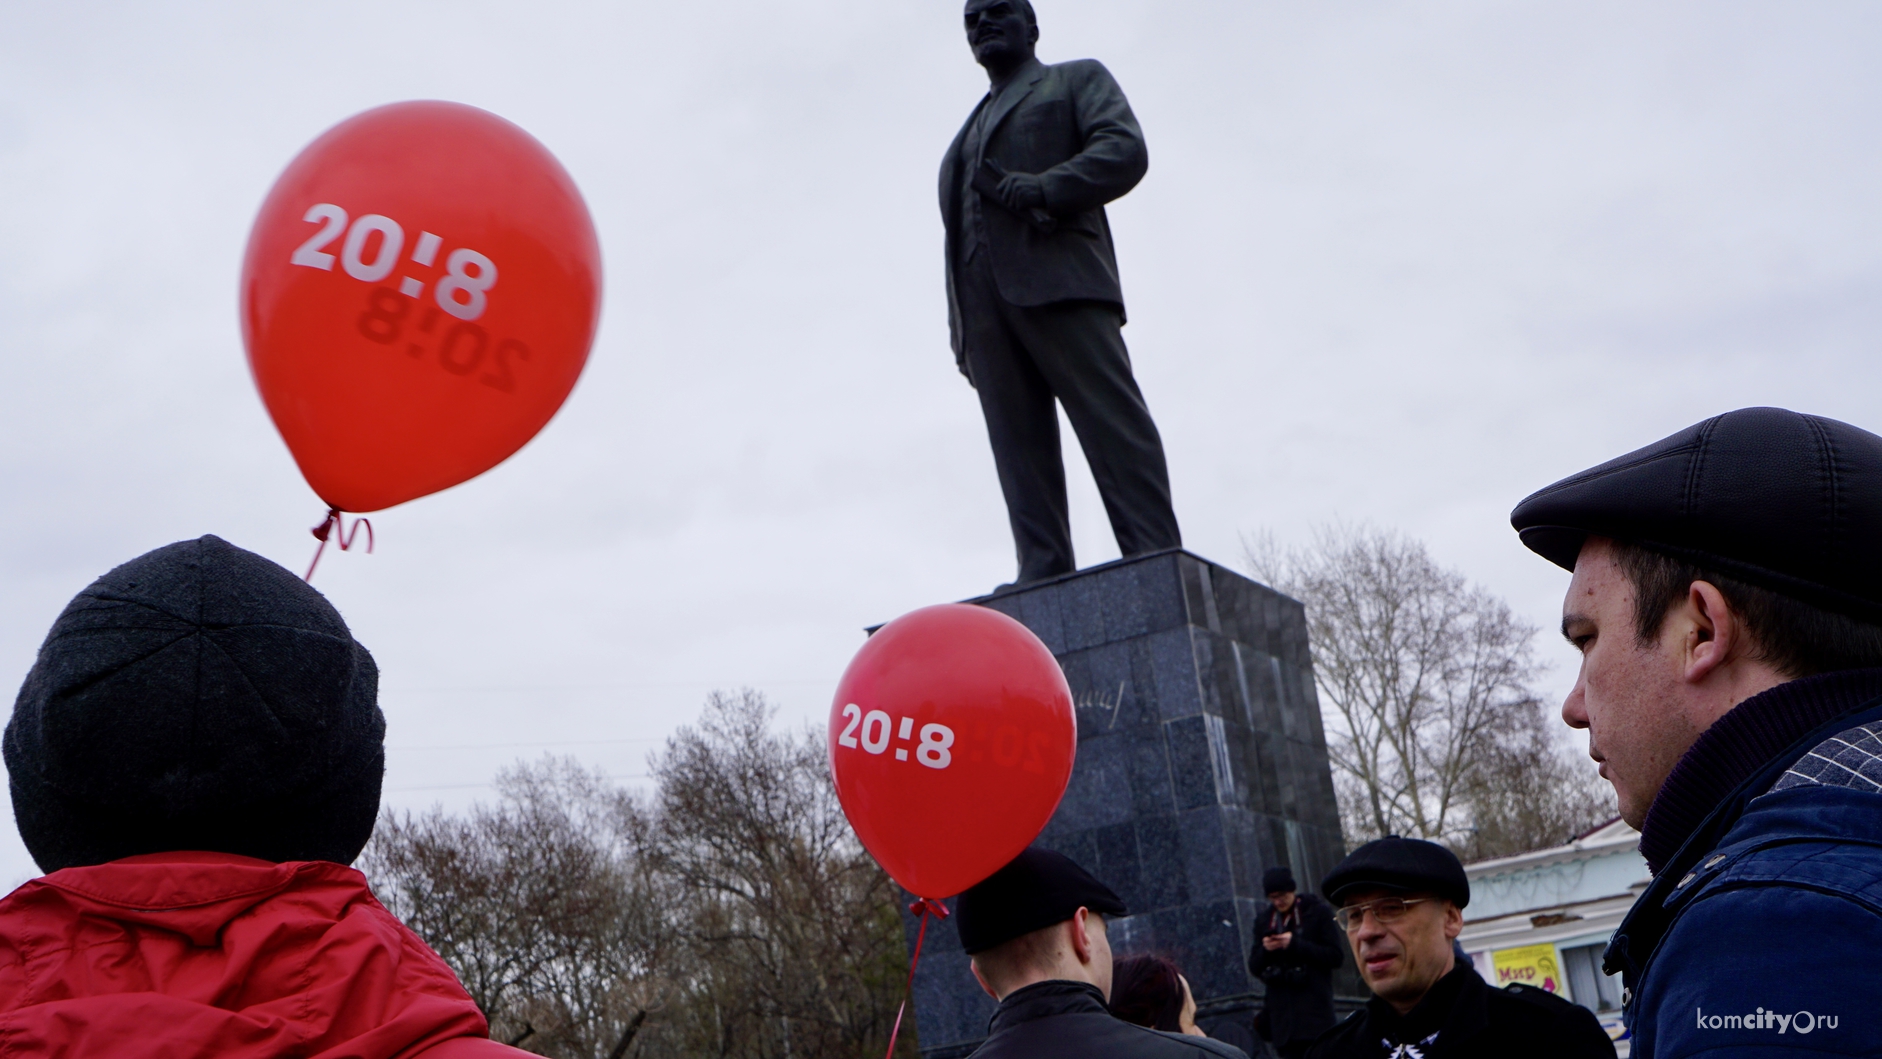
[943, 0, 1182, 587]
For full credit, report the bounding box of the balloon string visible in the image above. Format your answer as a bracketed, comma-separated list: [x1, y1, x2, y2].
[304, 508, 374, 582]
[885, 897, 949, 1059]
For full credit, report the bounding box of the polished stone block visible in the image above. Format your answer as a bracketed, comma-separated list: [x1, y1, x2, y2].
[898, 549, 1352, 1058]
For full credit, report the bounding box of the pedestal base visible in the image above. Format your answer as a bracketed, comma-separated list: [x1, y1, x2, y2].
[898, 548, 1354, 1058]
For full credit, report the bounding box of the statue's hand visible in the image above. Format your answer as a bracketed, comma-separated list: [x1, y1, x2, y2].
[996, 172, 1047, 213]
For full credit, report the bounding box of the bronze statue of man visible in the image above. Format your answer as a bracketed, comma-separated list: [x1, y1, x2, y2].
[942, 0, 1181, 586]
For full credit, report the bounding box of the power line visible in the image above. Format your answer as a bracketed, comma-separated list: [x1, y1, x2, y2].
[385, 772, 651, 794]
[386, 737, 662, 751]
[381, 679, 830, 695]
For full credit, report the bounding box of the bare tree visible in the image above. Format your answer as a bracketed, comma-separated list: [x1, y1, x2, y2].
[362, 759, 667, 1058]
[1460, 697, 1617, 862]
[362, 691, 916, 1059]
[636, 689, 915, 1059]
[1246, 525, 1612, 858]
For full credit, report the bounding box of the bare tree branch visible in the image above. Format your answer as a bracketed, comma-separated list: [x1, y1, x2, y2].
[361, 690, 918, 1059]
[1246, 524, 1614, 858]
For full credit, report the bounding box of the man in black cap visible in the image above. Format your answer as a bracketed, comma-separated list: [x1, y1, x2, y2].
[955, 847, 1246, 1058]
[1510, 407, 1882, 1057]
[1249, 866, 1342, 1058]
[1307, 837, 1613, 1059]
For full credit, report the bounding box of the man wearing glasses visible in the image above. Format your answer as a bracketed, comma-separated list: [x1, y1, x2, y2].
[1305, 837, 1613, 1059]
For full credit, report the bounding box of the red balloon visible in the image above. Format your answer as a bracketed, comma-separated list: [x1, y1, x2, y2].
[830, 604, 1075, 899]
[241, 101, 601, 513]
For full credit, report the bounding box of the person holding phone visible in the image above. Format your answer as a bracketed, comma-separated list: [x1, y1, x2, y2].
[1305, 838, 1612, 1059]
[1249, 867, 1342, 1059]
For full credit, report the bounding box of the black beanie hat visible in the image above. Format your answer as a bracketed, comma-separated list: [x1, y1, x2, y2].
[1262, 866, 1297, 894]
[955, 847, 1129, 955]
[4, 535, 385, 872]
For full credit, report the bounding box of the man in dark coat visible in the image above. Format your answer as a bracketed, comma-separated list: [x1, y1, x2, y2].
[958, 848, 1245, 1058]
[1307, 838, 1614, 1059]
[942, 0, 1181, 586]
[1249, 867, 1342, 1058]
[1510, 407, 1882, 1057]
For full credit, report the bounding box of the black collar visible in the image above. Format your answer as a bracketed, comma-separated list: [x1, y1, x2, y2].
[1606, 677, 1882, 999]
[1364, 962, 1485, 1049]
[1638, 668, 1882, 873]
[987, 979, 1108, 1035]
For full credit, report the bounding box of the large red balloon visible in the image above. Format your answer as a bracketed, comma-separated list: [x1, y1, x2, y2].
[831, 604, 1075, 899]
[241, 101, 601, 513]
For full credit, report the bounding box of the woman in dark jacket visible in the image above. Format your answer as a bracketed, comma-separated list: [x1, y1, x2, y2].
[1248, 867, 1343, 1059]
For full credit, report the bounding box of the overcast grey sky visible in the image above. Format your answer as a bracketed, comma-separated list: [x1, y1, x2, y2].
[3, 1, 1880, 887]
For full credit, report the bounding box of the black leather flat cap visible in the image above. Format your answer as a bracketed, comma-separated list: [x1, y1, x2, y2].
[955, 847, 1128, 954]
[1321, 836, 1469, 908]
[1510, 407, 1882, 623]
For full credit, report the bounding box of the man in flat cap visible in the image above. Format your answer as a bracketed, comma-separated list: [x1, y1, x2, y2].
[1307, 838, 1613, 1059]
[1510, 407, 1882, 1057]
[1249, 866, 1342, 1058]
[955, 848, 1245, 1058]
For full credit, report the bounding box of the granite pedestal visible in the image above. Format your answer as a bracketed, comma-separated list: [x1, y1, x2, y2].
[898, 548, 1355, 1058]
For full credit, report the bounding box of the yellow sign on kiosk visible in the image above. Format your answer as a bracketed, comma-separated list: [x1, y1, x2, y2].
[1491, 943, 1564, 995]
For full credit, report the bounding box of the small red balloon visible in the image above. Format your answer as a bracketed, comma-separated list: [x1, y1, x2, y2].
[241, 101, 601, 513]
[831, 604, 1075, 899]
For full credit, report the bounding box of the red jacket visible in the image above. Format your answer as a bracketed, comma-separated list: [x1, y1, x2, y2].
[0, 851, 518, 1058]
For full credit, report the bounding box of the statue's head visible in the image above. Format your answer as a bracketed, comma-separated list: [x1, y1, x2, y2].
[964, 0, 1038, 70]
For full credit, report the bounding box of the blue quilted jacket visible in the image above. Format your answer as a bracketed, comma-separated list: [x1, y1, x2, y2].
[1612, 695, 1882, 1057]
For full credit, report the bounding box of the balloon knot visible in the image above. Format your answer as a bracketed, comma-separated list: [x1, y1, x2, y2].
[304, 508, 374, 581]
[909, 897, 951, 919]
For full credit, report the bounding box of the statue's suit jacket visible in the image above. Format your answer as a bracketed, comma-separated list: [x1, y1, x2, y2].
[940, 59, 1148, 364]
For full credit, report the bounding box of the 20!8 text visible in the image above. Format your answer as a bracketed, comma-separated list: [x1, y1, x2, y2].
[837, 705, 955, 769]
[290, 203, 528, 394]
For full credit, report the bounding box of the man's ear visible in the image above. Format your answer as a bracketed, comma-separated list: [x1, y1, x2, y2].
[1069, 906, 1096, 965]
[1681, 580, 1743, 684]
[1442, 902, 1463, 941]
